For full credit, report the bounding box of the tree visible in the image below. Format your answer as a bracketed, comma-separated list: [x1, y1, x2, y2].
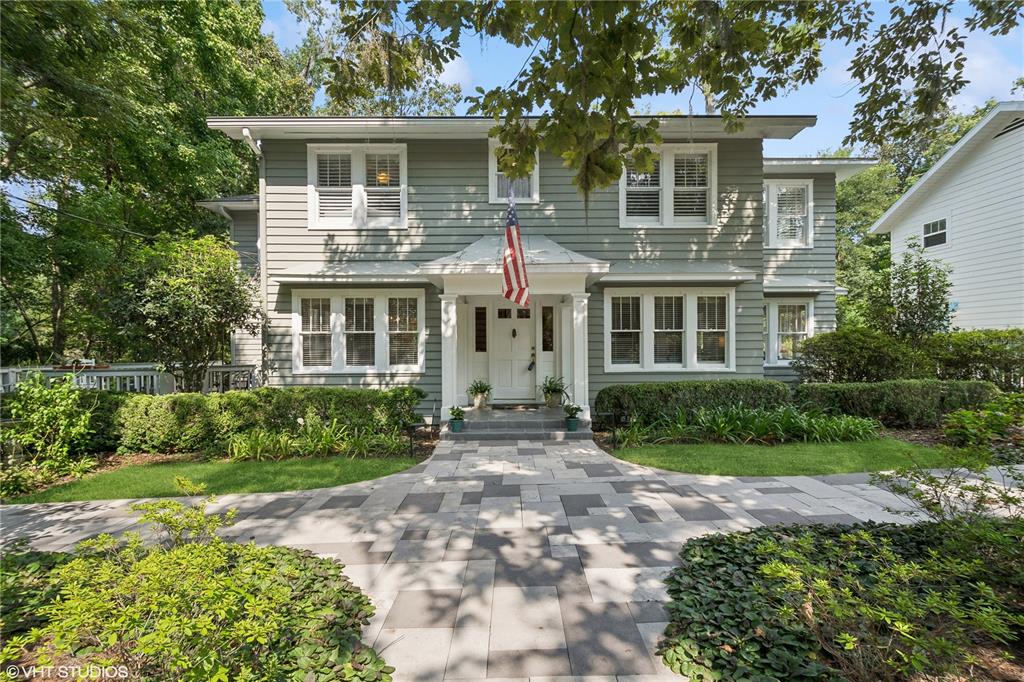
[867, 237, 953, 341]
[1, 0, 310, 363]
[131, 237, 262, 393]
[318, 1, 1021, 193]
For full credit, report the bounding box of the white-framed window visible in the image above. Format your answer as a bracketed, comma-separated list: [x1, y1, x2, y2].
[292, 289, 425, 374]
[922, 218, 948, 248]
[619, 143, 718, 229]
[488, 139, 540, 203]
[307, 144, 407, 230]
[603, 288, 735, 372]
[765, 299, 814, 366]
[764, 179, 814, 248]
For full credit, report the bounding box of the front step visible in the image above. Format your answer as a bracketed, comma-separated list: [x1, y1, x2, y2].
[441, 427, 593, 441]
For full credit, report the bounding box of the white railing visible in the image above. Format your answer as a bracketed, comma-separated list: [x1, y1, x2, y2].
[0, 364, 257, 395]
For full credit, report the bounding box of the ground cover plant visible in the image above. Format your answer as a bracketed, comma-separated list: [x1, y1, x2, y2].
[612, 405, 879, 448]
[0, 480, 393, 681]
[943, 392, 1024, 465]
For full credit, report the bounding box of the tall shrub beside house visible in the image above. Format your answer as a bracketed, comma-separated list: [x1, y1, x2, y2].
[594, 380, 791, 427]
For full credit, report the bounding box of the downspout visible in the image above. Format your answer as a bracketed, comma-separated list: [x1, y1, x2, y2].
[242, 127, 269, 385]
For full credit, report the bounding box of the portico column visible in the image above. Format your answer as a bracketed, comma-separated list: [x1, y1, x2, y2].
[570, 293, 590, 408]
[440, 294, 459, 418]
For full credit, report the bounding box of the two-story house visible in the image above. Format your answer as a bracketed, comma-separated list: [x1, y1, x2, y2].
[200, 115, 874, 419]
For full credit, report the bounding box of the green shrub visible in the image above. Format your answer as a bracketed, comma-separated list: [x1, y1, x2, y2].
[791, 327, 929, 383]
[0, 540, 71, 641]
[227, 429, 297, 462]
[116, 386, 425, 454]
[943, 393, 1024, 457]
[615, 405, 879, 446]
[794, 380, 1000, 428]
[925, 329, 1024, 391]
[660, 520, 1024, 682]
[594, 379, 790, 428]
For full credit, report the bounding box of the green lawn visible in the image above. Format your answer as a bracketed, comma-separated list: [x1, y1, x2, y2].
[613, 438, 953, 477]
[6, 456, 421, 504]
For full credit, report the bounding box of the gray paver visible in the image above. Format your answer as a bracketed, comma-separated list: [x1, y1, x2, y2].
[3, 438, 933, 680]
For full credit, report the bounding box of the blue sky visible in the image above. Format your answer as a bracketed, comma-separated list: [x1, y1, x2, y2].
[260, 1, 1023, 156]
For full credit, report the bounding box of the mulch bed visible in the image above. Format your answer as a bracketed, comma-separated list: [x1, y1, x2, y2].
[882, 427, 947, 447]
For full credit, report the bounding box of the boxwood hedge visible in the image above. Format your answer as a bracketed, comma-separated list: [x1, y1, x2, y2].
[593, 379, 791, 427]
[794, 379, 999, 428]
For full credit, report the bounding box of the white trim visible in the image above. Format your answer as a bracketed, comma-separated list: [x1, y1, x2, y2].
[306, 143, 408, 231]
[619, 143, 718, 230]
[291, 288, 425, 375]
[602, 287, 735, 373]
[764, 179, 814, 249]
[764, 157, 876, 181]
[764, 299, 814, 367]
[599, 271, 756, 283]
[921, 214, 951, 250]
[488, 139, 540, 204]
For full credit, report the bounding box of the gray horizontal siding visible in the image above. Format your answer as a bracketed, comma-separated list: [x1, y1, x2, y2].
[229, 209, 262, 367]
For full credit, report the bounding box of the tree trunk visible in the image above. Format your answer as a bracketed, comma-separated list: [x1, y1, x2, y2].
[50, 261, 66, 362]
[0, 276, 44, 362]
[700, 81, 718, 115]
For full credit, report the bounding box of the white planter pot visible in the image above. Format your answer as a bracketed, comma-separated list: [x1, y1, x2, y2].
[472, 393, 489, 410]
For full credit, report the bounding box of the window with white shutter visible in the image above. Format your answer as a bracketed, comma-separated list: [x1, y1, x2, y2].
[765, 179, 814, 248]
[300, 298, 332, 367]
[765, 300, 814, 365]
[696, 295, 728, 365]
[610, 296, 642, 366]
[620, 144, 717, 228]
[604, 289, 733, 372]
[308, 144, 406, 230]
[388, 297, 419, 367]
[653, 296, 684, 365]
[922, 218, 947, 248]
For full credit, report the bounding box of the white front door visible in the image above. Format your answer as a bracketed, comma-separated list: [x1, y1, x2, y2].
[490, 303, 536, 401]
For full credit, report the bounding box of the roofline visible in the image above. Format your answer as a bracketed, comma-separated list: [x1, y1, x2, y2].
[197, 197, 259, 219]
[870, 101, 1024, 234]
[765, 157, 878, 181]
[206, 114, 817, 141]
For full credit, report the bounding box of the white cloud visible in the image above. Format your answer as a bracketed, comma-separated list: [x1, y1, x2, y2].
[439, 57, 473, 89]
[951, 28, 1023, 110]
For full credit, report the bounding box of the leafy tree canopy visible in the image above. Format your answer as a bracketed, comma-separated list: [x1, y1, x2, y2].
[319, 0, 1022, 193]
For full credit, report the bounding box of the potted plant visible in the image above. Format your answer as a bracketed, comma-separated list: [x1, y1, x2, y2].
[540, 375, 567, 408]
[467, 379, 492, 409]
[563, 403, 583, 432]
[448, 406, 466, 432]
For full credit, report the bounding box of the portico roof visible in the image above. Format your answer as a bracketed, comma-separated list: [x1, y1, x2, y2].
[763, 275, 837, 293]
[419, 235, 609, 275]
[271, 261, 430, 284]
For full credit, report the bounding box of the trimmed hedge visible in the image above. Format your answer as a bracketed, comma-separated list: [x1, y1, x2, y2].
[594, 379, 791, 427]
[926, 329, 1024, 391]
[115, 387, 425, 454]
[794, 379, 1000, 428]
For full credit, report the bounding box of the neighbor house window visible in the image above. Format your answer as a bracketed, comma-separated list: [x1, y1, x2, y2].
[488, 139, 540, 203]
[765, 179, 813, 248]
[299, 298, 333, 367]
[765, 300, 814, 365]
[292, 289, 425, 373]
[307, 144, 407, 230]
[604, 289, 734, 371]
[620, 144, 717, 228]
[923, 218, 947, 248]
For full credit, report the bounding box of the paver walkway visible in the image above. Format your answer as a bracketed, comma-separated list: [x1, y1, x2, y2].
[1, 440, 922, 681]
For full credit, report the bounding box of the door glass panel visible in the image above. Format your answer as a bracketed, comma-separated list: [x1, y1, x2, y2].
[542, 306, 554, 352]
[497, 308, 512, 319]
[516, 308, 531, 319]
[474, 307, 487, 352]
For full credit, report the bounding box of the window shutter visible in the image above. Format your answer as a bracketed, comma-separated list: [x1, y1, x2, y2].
[775, 185, 808, 241]
[345, 297, 375, 366]
[625, 161, 661, 219]
[610, 296, 642, 365]
[300, 298, 332, 367]
[653, 296, 684, 364]
[387, 297, 418, 366]
[497, 174, 531, 200]
[365, 153, 402, 217]
[696, 295, 727, 363]
[672, 154, 709, 219]
[316, 154, 353, 218]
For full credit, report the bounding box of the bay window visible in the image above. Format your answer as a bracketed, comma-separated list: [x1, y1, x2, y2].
[620, 144, 717, 228]
[307, 144, 407, 230]
[292, 289, 425, 373]
[765, 300, 814, 365]
[604, 288, 734, 371]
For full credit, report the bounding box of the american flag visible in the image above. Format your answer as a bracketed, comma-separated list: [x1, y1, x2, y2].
[502, 190, 530, 307]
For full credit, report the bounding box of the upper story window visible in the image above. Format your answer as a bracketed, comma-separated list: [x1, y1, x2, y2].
[292, 289, 425, 374]
[604, 288, 734, 372]
[307, 144, 407, 230]
[764, 300, 814, 365]
[619, 143, 718, 229]
[765, 179, 814, 248]
[923, 218, 947, 248]
[488, 139, 540, 203]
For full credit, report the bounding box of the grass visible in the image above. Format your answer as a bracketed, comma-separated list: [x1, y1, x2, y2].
[612, 438, 954, 477]
[6, 456, 421, 504]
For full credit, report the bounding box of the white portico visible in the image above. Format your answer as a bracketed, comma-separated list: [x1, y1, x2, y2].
[420, 235, 608, 413]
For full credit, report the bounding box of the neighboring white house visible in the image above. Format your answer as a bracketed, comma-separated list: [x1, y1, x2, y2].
[870, 101, 1024, 329]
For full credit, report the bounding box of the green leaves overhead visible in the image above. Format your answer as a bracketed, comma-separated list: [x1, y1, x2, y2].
[323, 0, 1022, 194]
